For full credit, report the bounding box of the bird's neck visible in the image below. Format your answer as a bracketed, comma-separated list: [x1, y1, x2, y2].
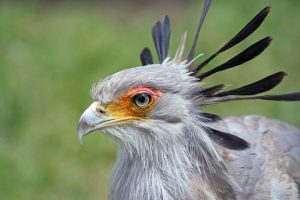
[110, 144, 194, 200]
[108, 122, 237, 200]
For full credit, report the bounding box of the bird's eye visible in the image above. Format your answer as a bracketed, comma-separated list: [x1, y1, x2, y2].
[132, 93, 152, 108]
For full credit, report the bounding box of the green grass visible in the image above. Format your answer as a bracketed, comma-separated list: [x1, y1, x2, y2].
[0, 1, 300, 199]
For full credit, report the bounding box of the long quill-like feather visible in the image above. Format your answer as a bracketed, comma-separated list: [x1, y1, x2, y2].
[192, 6, 271, 73]
[205, 127, 250, 150]
[197, 37, 272, 80]
[215, 72, 286, 96]
[187, 0, 212, 62]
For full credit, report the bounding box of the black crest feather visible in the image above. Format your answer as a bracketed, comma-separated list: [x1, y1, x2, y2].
[187, 0, 212, 62]
[141, 3, 300, 150]
[192, 6, 271, 73]
[204, 127, 250, 150]
[152, 16, 171, 63]
[216, 71, 286, 96]
[198, 37, 272, 80]
[215, 93, 300, 103]
[196, 84, 225, 97]
[162, 16, 171, 60]
[199, 113, 223, 123]
[140, 48, 153, 65]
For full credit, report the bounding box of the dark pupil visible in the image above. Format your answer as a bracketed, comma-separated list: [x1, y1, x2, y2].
[133, 93, 151, 107]
[138, 95, 146, 103]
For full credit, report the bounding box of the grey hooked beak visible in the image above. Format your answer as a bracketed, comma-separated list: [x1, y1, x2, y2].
[77, 102, 113, 144]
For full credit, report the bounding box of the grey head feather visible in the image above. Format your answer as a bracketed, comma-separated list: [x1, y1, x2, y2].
[92, 61, 199, 105]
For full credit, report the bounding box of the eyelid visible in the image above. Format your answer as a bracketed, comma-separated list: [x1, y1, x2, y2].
[130, 91, 151, 98]
[128, 87, 163, 97]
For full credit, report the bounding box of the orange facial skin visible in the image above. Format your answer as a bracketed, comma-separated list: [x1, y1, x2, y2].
[106, 87, 162, 120]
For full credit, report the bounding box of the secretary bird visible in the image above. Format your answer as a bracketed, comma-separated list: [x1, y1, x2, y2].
[78, 0, 300, 199]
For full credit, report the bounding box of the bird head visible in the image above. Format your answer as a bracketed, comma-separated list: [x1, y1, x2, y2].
[77, 60, 202, 148]
[78, 2, 300, 153]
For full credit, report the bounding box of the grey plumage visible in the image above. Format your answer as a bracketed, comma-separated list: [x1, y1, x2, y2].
[78, 1, 300, 200]
[216, 116, 300, 200]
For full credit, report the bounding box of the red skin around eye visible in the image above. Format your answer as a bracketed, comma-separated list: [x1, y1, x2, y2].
[128, 87, 162, 98]
[106, 87, 162, 118]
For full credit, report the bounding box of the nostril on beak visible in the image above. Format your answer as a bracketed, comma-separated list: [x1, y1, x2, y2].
[96, 107, 106, 115]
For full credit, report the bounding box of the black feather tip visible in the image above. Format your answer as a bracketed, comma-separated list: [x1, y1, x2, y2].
[198, 37, 272, 80]
[140, 47, 153, 65]
[196, 84, 225, 97]
[199, 113, 223, 123]
[216, 71, 286, 96]
[192, 6, 271, 73]
[205, 127, 250, 150]
[187, 0, 212, 62]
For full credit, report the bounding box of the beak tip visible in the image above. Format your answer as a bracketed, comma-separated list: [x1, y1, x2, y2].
[77, 126, 84, 145]
[77, 117, 91, 143]
[77, 120, 87, 145]
[78, 120, 90, 145]
[78, 134, 84, 145]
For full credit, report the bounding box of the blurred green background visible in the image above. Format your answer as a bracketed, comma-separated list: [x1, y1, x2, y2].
[0, 0, 299, 199]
